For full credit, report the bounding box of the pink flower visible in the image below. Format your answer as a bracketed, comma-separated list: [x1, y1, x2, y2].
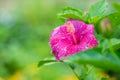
[49, 19, 98, 61]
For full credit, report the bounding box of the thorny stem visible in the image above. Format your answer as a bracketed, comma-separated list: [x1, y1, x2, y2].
[107, 39, 120, 63]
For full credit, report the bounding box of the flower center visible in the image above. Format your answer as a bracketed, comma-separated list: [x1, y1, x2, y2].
[66, 21, 77, 44]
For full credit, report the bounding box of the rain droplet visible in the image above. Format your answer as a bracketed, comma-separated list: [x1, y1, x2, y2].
[86, 45, 89, 49]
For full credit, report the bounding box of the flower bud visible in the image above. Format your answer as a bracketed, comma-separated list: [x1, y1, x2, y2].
[100, 18, 112, 38]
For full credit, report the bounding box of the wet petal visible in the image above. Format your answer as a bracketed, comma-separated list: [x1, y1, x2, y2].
[49, 19, 98, 61]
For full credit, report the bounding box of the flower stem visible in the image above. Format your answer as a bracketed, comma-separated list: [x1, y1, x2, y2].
[68, 64, 80, 80]
[63, 61, 89, 80]
[67, 63, 88, 80]
[107, 39, 120, 62]
[83, 65, 87, 80]
[63, 61, 80, 80]
[71, 67, 80, 80]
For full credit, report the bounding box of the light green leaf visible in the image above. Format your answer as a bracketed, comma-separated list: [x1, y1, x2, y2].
[57, 7, 83, 21]
[97, 12, 120, 38]
[113, 25, 120, 39]
[87, 0, 108, 24]
[38, 58, 56, 67]
[113, 3, 120, 12]
[112, 39, 120, 49]
[108, 13, 120, 41]
[67, 49, 120, 72]
[106, 12, 120, 27]
[102, 38, 120, 50]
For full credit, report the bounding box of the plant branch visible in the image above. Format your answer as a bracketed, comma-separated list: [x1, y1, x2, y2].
[107, 39, 120, 62]
[63, 62, 80, 80]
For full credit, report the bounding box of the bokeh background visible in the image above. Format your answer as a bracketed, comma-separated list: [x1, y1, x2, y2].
[0, 0, 119, 80]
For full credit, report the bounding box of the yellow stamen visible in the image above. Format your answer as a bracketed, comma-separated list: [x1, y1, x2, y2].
[66, 21, 77, 44]
[66, 21, 75, 34]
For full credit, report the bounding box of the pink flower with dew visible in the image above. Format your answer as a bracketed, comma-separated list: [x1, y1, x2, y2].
[49, 19, 98, 61]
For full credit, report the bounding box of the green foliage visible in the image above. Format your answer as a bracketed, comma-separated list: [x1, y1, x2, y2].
[38, 0, 120, 80]
[67, 49, 120, 72]
[106, 12, 120, 28]
[58, 0, 108, 24]
[101, 38, 120, 50]
[87, 0, 108, 24]
[0, 0, 120, 80]
[58, 7, 83, 21]
[113, 3, 120, 12]
[95, 12, 120, 38]
[38, 59, 57, 67]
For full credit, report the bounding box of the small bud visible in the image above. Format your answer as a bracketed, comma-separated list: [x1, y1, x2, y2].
[100, 18, 112, 38]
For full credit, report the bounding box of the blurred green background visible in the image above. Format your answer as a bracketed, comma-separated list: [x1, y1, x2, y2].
[0, 0, 119, 80]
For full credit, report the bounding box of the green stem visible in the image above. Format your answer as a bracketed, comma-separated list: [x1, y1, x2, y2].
[71, 67, 80, 80]
[87, 66, 93, 74]
[69, 64, 80, 80]
[63, 62, 80, 80]
[107, 39, 120, 62]
[83, 65, 87, 80]
[63, 62, 89, 80]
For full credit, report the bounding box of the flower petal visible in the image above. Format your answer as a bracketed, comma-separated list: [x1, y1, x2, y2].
[49, 19, 98, 61]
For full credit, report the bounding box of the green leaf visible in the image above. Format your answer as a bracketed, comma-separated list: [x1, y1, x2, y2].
[108, 13, 120, 40]
[113, 25, 120, 39]
[113, 3, 120, 12]
[87, 0, 108, 24]
[38, 58, 56, 67]
[57, 7, 83, 21]
[106, 12, 120, 28]
[103, 12, 120, 38]
[67, 49, 120, 72]
[95, 12, 120, 39]
[102, 38, 120, 50]
[101, 78, 109, 80]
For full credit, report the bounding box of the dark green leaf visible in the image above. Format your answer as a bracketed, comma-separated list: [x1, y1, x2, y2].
[113, 25, 120, 39]
[57, 7, 83, 21]
[101, 78, 109, 80]
[87, 0, 108, 24]
[67, 49, 120, 72]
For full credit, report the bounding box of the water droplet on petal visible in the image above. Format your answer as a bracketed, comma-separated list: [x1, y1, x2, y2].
[86, 45, 89, 49]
